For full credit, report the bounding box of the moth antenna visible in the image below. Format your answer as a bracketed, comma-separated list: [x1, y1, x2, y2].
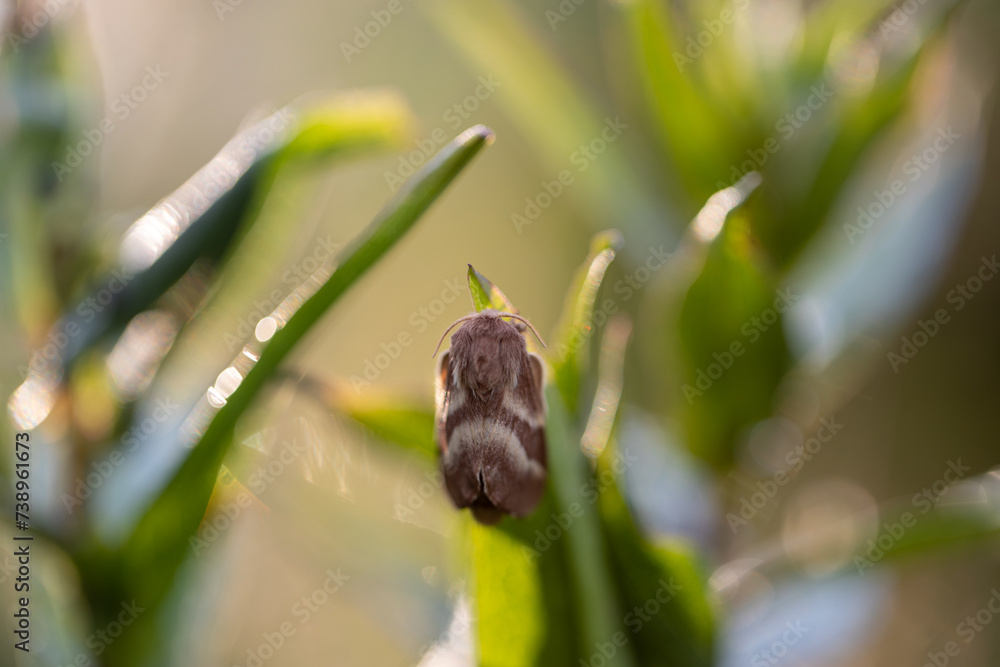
[496, 312, 547, 349]
[432, 314, 479, 358]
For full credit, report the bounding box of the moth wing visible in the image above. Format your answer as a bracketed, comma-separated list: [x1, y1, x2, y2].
[527, 352, 547, 418]
[489, 350, 546, 519]
[434, 350, 453, 456]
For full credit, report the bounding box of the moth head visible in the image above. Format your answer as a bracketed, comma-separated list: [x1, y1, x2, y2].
[432, 310, 545, 358]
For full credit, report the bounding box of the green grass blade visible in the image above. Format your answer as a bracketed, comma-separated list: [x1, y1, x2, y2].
[598, 457, 716, 667]
[467, 264, 518, 313]
[470, 521, 548, 666]
[82, 130, 493, 664]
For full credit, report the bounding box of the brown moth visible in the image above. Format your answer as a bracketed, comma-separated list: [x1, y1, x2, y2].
[433, 309, 547, 525]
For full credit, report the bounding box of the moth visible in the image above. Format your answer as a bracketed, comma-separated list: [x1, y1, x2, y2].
[433, 309, 547, 525]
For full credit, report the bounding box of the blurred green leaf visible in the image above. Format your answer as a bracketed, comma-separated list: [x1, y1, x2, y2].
[331, 389, 437, 461]
[121, 122, 492, 548]
[793, 0, 894, 82]
[51, 94, 413, 370]
[677, 216, 789, 469]
[424, 0, 666, 249]
[616, 0, 747, 206]
[291, 372, 437, 462]
[544, 386, 636, 667]
[861, 495, 1000, 567]
[471, 521, 546, 666]
[863, 498, 1000, 565]
[576, 303, 715, 667]
[762, 3, 960, 265]
[720, 471, 1000, 586]
[0, 18, 95, 341]
[762, 51, 926, 265]
[580, 315, 632, 460]
[597, 454, 715, 667]
[551, 230, 622, 412]
[466, 489, 580, 667]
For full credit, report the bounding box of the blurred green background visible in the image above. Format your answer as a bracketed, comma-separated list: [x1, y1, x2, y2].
[2, 0, 1000, 665]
